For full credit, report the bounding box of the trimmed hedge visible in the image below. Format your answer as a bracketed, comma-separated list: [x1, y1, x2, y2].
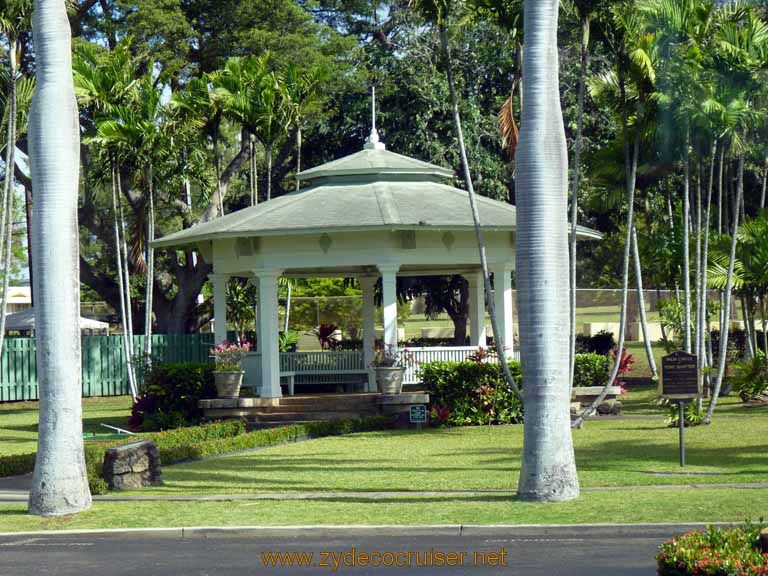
[572, 353, 611, 387]
[0, 416, 394, 494]
[656, 524, 768, 575]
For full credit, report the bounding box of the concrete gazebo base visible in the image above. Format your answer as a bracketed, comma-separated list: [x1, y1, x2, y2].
[199, 392, 430, 428]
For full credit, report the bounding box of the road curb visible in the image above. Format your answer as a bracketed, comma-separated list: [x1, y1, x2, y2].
[0, 522, 744, 540]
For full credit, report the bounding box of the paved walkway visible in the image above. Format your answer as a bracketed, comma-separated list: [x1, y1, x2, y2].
[2, 474, 767, 503]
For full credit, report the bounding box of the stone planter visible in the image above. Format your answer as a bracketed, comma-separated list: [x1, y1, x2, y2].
[214, 370, 244, 398]
[374, 366, 405, 395]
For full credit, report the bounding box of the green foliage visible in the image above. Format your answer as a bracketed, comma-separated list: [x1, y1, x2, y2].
[732, 353, 768, 401]
[656, 524, 768, 575]
[573, 353, 611, 387]
[278, 330, 299, 352]
[666, 401, 705, 427]
[0, 416, 393, 494]
[575, 330, 616, 356]
[131, 362, 216, 430]
[419, 360, 523, 426]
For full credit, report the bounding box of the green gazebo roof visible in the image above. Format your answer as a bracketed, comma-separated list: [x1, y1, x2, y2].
[153, 139, 602, 249]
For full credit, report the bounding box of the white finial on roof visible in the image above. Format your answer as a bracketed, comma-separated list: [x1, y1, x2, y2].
[364, 85, 386, 150]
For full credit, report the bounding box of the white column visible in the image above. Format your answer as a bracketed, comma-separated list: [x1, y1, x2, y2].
[255, 268, 282, 398]
[209, 273, 229, 345]
[491, 263, 515, 357]
[359, 276, 377, 392]
[377, 264, 400, 353]
[468, 271, 487, 346]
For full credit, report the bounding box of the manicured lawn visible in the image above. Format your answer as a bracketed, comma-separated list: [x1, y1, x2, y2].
[0, 396, 132, 456]
[0, 487, 765, 532]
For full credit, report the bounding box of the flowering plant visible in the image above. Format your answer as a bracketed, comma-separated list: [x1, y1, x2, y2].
[369, 344, 413, 368]
[211, 341, 251, 371]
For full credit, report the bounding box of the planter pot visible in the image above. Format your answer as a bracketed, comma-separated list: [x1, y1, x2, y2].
[374, 367, 405, 395]
[214, 371, 244, 399]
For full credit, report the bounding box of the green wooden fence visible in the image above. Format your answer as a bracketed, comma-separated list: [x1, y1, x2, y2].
[0, 334, 214, 402]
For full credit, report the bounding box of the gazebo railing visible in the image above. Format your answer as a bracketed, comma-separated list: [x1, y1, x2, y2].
[243, 346, 521, 393]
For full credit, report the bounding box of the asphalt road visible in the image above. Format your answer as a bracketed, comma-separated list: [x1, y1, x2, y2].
[0, 529, 668, 575]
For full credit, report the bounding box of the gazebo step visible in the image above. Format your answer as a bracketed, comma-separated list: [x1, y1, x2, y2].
[253, 410, 378, 423]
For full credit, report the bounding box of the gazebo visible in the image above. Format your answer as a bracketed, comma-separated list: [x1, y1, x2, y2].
[154, 125, 600, 399]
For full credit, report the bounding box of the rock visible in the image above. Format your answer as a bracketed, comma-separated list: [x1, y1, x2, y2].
[102, 440, 162, 491]
[596, 400, 622, 416]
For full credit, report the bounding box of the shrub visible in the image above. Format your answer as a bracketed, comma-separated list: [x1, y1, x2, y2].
[130, 362, 216, 430]
[732, 353, 768, 402]
[575, 330, 616, 356]
[572, 353, 611, 387]
[656, 524, 768, 575]
[666, 401, 705, 427]
[420, 360, 523, 426]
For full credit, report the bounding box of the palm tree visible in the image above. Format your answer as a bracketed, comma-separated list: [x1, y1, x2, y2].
[27, 0, 92, 516]
[283, 63, 326, 190]
[255, 70, 291, 201]
[73, 42, 141, 398]
[0, 0, 32, 357]
[515, 0, 579, 502]
[573, 1, 655, 426]
[409, 0, 522, 403]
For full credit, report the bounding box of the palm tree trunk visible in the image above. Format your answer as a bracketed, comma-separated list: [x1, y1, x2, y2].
[116, 172, 134, 357]
[682, 129, 692, 353]
[742, 296, 754, 359]
[249, 135, 255, 206]
[760, 160, 766, 211]
[28, 0, 92, 516]
[694, 160, 703, 410]
[515, 0, 578, 502]
[573, 91, 641, 427]
[0, 37, 18, 356]
[717, 146, 724, 234]
[111, 164, 137, 399]
[704, 152, 745, 424]
[632, 226, 657, 379]
[266, 142, 273, 201]
[296, 125, 302, 191]
[760, 294, 767, 374]
[143, 164, 155, 364]
[569, 15, 589, 391]
[438, 23, 522, 403]
[699, 141, 716, 397]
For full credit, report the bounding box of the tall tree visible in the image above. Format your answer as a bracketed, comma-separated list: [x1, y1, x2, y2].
[28, 0, 92, 516]
[409, 0, 523, 403]
[516, 0, 580, 502]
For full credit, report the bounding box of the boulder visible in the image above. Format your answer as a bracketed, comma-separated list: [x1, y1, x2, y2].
[102, 439, 163, 490]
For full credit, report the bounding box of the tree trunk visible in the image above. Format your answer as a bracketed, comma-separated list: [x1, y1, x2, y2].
[699, 141, 716, 397]
[111, 164, 137, 399]
[631, 226, 657, 379]
[296, 126, 302, 191]
[760, 160, 767, 211]
[143, 164, 155, 362]
[438, 23, 523, 404]
[573, 92, 641, 427]
[515, 0, 579, 502]
[569, 15, 589, 391]
[28, 0, 92, 516]
[249, 135, 255, 206]
[448, 312, 468, 346]
[682, 129, 692, 353]
[704, 152, 745, 424]
[717, 146, 724, 234]
[0, 38, 18, 357]
[266, 142, 273, 201]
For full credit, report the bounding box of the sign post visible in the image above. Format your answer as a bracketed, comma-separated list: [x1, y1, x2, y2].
[409, 405, 427, 429]
[660, 351, 700, 468]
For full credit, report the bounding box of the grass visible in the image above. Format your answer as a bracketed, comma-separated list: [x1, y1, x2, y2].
[0, 396, 132, 456]
[0, 488, 764, 532]
[0, 378, 765, 531]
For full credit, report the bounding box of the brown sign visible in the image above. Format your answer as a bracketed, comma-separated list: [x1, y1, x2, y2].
[661, 351, 700, 399]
